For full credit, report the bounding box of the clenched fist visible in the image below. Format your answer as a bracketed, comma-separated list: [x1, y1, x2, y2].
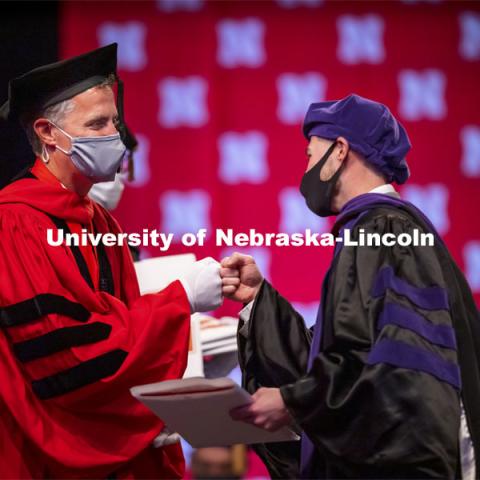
[220, 252, 263, 304]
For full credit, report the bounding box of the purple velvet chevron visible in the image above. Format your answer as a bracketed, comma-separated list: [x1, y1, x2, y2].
[334, 193, 444, 244]
[372, 266, 449, 311]
[377, 302, 457, 350]
[367, 338, 461, 390]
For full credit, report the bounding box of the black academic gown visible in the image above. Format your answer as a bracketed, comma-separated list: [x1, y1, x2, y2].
[237, 201, 480, 479]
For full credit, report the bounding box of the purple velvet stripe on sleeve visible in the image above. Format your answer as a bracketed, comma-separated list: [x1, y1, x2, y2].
[372, 266, 449, 311]
[377, 302, 457, 350]
[367, 338, 461, 390]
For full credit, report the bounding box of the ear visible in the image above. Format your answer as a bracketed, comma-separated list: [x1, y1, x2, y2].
[33, 118, 56, 147]
[335, 136, 350, 163]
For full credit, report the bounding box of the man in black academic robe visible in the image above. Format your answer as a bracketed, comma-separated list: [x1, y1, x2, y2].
[220, 94, 480, 479]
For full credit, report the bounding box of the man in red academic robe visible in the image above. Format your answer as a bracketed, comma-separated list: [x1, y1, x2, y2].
[0, 43, 222, 478]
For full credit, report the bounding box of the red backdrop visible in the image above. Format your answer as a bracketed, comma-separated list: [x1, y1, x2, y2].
[60, 0, 480, 324]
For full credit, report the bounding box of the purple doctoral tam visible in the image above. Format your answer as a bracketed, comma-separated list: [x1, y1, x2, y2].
[303, 94, 411, 184]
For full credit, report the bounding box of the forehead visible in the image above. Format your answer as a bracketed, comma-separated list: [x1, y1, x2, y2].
[70, 86, 117, 115]
[308, 135, 330, 148]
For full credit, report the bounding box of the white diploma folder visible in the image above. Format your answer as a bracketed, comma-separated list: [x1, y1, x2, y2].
[130, 377, 300, 447]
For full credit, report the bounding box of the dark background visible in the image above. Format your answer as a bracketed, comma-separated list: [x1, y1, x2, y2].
[0, 1, 58, 189]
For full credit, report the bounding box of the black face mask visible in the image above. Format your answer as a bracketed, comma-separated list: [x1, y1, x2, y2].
[300, 142, 343, 217]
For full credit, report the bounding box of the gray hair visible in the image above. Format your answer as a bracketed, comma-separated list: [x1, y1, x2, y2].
[22, 73, 117, 156]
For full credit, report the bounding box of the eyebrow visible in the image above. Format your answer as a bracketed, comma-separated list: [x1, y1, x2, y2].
[84, 115, 108, 126]
[84, 114, 118, 127]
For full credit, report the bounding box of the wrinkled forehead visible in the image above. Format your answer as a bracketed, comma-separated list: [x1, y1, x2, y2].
[71, 84, 116, 108]
[61, 86, 118, 125]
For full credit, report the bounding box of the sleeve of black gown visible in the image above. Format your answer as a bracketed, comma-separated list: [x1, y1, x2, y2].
[238, 280, 312, 391]
[280, 210, 461, 479]
[237, 280, 313, 479]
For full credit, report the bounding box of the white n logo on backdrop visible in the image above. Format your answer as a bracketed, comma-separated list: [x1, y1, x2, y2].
[277, 73, 326, 124]
[158, 77, 209, 128]
[402, 184, 450, 235]
[292, 302, 319, 328]
[156, 0, 203, 12]
[276, 0, 323, 8]
[217, 18, 266, 68]
[398, 70, 447, 121]
[459, 11, 480, 60]
[461, 126, 480, 177]
[160, 190, 211, 239]
[464, 242, 480, 293]
[97, 22, 147, 71]
[218, 131, 269, 184]
[337, 15, 385, 64]
[278, 187, 328, 234]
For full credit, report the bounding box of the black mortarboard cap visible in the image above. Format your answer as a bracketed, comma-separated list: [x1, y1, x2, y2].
[0, 43, 138, 173]
[0, 43, 118, 122]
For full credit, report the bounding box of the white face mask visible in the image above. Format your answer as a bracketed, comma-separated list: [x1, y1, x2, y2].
[52, 122, 127, 183]
[88, 172, 126, 211]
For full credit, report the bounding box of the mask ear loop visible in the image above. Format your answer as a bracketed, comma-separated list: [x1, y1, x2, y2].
[316, 141, 338, 182]
[41, 120, 72, 163]
[49, 121, 73, 156]
[41, 144, 50, 164]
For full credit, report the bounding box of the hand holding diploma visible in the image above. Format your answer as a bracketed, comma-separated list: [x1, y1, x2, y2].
[131, 378, 299, 447]
[230, 387, 294, 432]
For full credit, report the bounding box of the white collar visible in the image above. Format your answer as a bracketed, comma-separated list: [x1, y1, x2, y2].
[368, 184, 399, 197]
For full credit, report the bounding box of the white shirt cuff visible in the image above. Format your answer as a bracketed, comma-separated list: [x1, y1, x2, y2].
[238, 300, 254, 338]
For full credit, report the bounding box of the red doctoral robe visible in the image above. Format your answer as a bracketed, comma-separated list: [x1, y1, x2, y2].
[0, 160, 191, 479]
